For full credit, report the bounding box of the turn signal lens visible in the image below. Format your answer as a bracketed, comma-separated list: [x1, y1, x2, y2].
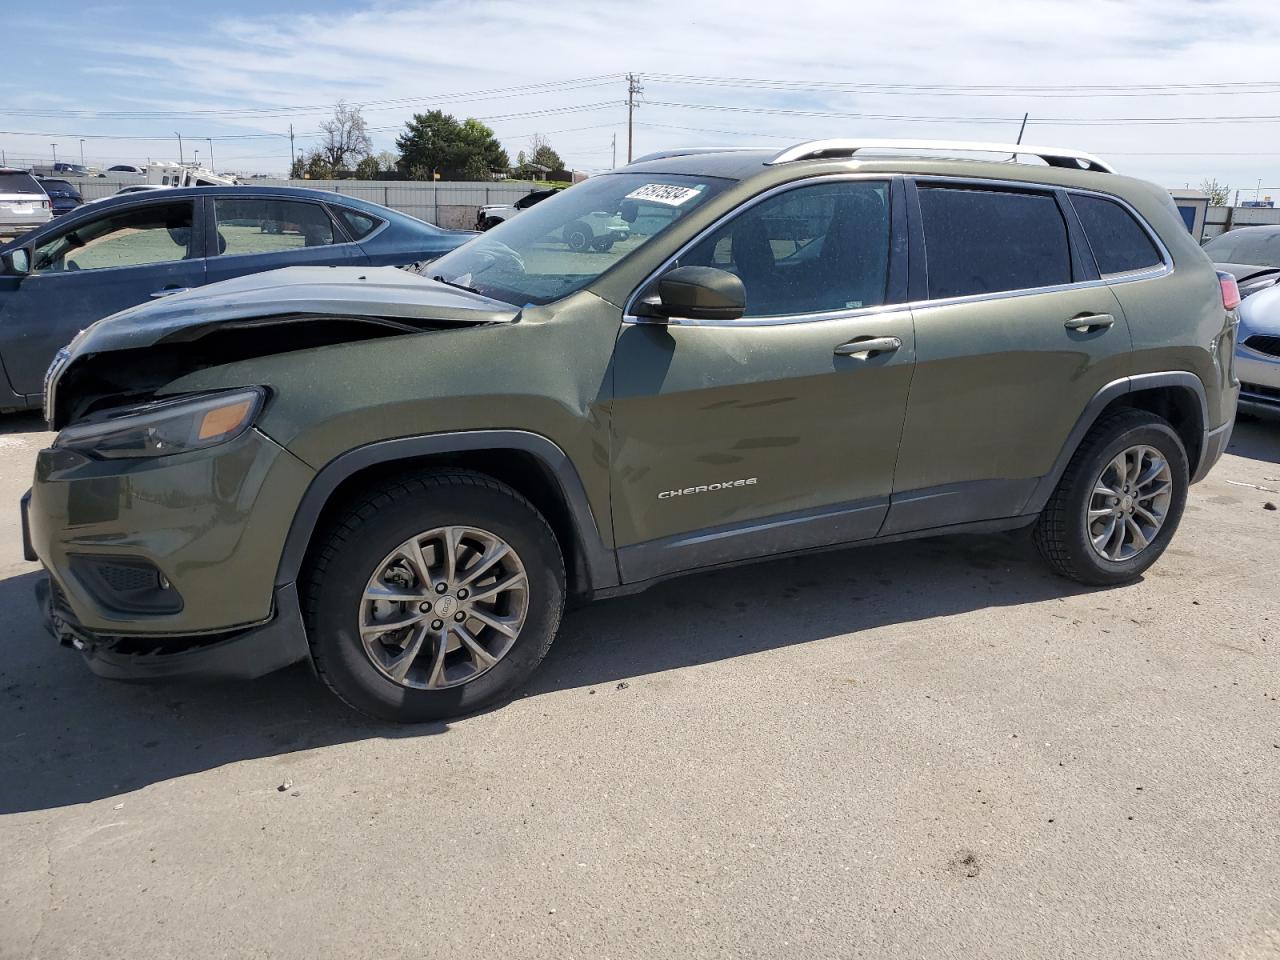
[198, 398, 255, 440]
[1218, 270, 1241, 310]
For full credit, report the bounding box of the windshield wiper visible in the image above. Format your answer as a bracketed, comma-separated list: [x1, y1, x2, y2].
[432, 274, 482, 295]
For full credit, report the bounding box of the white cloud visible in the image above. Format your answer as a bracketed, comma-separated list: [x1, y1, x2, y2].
[13, 0, 1280, 190]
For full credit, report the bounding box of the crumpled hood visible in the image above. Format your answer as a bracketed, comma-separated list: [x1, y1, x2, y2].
[67, 265, 519, 355]
[1238, 282, 1280, 338]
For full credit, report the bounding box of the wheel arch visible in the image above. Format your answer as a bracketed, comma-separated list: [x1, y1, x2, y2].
[1025, 372, 1208, 514]
[275, 431, 619, 598]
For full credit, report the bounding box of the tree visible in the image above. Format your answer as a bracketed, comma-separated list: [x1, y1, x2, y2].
[375, 150, 398, 172]
[528, 133, 563, 173]
[354, 155, 381, 180]
[289, 154, 306, 179]
[395, 111, 509, 181]
[303, 148, 334, 180]
[1200, 178, 1231, 206]
[319, 100, 373, 172]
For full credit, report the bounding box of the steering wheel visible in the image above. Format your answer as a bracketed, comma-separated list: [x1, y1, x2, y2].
[472, 239, 526, 276]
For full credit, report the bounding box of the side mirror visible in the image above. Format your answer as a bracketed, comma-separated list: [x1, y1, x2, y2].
[618, 199, 639, 223]
[636, 266, 746, 322]
[2, 248, 30, 277]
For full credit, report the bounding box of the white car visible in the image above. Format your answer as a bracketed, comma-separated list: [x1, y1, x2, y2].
[476, 187, 561, 230]
[1237, 282, 1280, 420]
[0, 168, 51, 236]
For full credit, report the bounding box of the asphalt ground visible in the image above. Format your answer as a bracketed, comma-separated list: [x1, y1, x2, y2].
[1, 410, 1278, 960]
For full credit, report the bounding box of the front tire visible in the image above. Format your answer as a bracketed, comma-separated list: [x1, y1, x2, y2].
[1034, 409, 1189, 586]
[304, 472, 565, 723]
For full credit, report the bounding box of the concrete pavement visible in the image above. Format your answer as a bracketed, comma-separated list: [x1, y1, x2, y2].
[1, 411, 1278, 959]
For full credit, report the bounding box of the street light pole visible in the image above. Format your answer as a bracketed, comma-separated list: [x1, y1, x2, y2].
[207, 138, 215, 173]
[175, 132, 184, 165]
[50, 143, 58, 165]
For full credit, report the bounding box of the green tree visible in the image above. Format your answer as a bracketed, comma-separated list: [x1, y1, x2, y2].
[1200, 178, 1231, 206]
[289, 154, 306, 179]
[395, 111, 509, 181]
[304, 149, 334, 180]
[528, 133, 564, 173]
[354, 155, 381, 180]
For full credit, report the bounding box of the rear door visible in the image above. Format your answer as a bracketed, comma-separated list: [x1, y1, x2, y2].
[884, 179, 1133, 534]
[204, 195, 362, 285]
[0, 197, 204, 397]
[609, 176, 916, 582]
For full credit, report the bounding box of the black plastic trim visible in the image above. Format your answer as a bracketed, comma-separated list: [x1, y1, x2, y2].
[275, 429, 617, 591]
[617, 496, 888, 583]
[38, 578, 311, 681]
[881, 478, 1038, 536]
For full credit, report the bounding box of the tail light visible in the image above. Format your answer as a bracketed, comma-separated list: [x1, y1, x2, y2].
[40, 199, 49, 210]
[1218, 270, 1241, 310]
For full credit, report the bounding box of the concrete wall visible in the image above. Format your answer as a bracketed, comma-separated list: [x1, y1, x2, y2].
[66, 178, 549, 229]
[1203, 204, 1280, 240]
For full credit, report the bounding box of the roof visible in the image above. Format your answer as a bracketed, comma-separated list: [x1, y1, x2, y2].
[615, 139, 1122, 187]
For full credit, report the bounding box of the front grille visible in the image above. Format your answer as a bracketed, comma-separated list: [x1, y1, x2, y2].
[1244, 335, 1280, 358]
[1241, 381, 1280, 406]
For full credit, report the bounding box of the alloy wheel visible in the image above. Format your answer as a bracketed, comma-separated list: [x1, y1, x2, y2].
[1086, 444, 1174, 562]
[358, 526, 529, 689]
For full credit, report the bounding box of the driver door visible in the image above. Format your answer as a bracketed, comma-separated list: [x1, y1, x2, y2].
[0, 197, 205, 399]
[609, 177, 916, 583]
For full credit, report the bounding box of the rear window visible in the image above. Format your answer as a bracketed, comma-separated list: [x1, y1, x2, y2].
[1071, 194, 1163, 275]
[918, 187, 1072, 299]
[39, 179, 75, 193]
[0, 172, 43, 195]
[333, 206, 383, 240]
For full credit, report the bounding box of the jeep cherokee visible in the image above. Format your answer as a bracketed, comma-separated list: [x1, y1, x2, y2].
[23, 138, 1241, 723]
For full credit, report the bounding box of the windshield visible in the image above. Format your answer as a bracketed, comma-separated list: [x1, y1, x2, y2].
[424, 173, 732, 305]
[1204, 228, 1280, 268]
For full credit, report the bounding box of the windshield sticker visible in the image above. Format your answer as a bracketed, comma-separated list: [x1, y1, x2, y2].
[624, 183, 703, 207]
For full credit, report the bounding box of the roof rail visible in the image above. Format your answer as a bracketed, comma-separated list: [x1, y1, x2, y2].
[767, 139, 1116, 173]
[630, 147, 771, 163]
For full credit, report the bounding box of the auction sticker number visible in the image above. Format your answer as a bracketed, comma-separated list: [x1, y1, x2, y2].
[625, 183, 703, 206]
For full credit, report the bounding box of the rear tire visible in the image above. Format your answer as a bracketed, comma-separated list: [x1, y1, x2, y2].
[304, 471, 565, 723]
[1034, 409, 1189, 586]
[590, 236, 615, 252]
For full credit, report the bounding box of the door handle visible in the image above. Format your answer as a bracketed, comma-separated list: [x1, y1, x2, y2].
[834, 336, 902, 358]
[1064, 313, 1114, 331]
[150, 286, 190, 298]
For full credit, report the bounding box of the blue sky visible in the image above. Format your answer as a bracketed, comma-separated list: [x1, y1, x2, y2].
[4, 0, 1280, 195]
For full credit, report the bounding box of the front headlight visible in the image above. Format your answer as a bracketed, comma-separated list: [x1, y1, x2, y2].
[54, 388, 266, 460]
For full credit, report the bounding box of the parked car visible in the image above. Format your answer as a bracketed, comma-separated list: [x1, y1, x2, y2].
[1235, 281, 1280, 418]
[106, 164, 146, 176]
[35, 178, 84, 217]
[87, 184, 172, 203]
[476, 187, 561, 230]
[1203, 224, 1280, 299]
[23, 139, 1238, 723]
[49, 162, 89, 178]
[0, 168, 52, 236]
[0, 185, 475, 411]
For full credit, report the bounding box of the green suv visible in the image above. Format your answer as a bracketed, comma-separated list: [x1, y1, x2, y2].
[23, 139, 1240, 722]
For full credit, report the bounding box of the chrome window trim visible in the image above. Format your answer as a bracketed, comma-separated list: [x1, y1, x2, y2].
[623, 173, 899, 329]
[623, 172, 1175, 329]
[910, 174, 1174, 276]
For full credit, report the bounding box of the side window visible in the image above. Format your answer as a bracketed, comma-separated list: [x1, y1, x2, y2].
[213, 197, 337, 256]
[333, 206, 383, 240]
[32, 201, 195, 273]
[682, 180, 891, 317]
[918, 187, 1071, 299]
[1070, 194, 1163, 276]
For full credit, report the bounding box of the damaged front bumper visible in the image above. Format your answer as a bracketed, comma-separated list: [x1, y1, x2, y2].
[36, 575, 311, 681]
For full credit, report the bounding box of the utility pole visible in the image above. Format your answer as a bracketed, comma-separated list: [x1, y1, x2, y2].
[289, 123, 296, 175]
[50, 143, 58, 165]
[175, 132, 184, 165]
[207, 138, 215, 172]
[80, 139, 86, 167]
[626, 73, 642, 163]
[611, 132, 617, 169]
